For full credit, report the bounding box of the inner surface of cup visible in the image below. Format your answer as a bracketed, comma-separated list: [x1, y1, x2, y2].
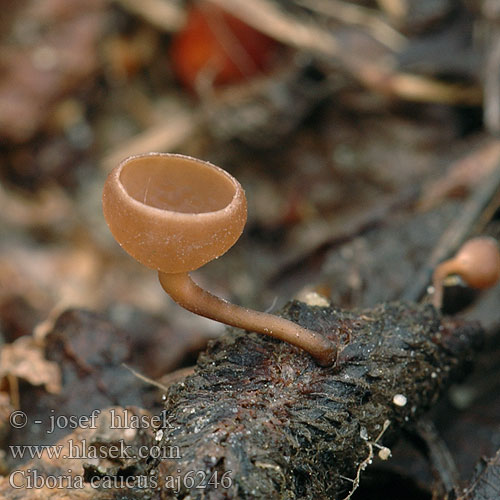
[119, 154, 237, 214]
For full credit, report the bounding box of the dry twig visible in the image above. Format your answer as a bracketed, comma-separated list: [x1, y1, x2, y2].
[295, 0, 407, 50]
[111, 0, 185, 32]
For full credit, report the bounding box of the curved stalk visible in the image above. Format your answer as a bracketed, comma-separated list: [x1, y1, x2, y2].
[158, 271, 337, 366]
[432, 260, 457, 309]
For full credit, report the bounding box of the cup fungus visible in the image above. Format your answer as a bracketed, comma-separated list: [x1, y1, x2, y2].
[103, 153, 337, 366]
[432, 236, 500, 309]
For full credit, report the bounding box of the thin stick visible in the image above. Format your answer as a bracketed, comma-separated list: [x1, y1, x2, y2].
[208, 0, 341, 56]
[122, 363, 170, 392]
[402, 162, 500, 303]
[101, 109, 199, 172]
[416, 419, 461, 497]
[112, 0, 185, 32]
[208, 0, 480, 105]
[295, 0, 407, 50]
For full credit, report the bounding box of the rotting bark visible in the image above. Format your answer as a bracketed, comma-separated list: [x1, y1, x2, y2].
[142, 300, 483, 500]
[458, 448, 500, 500]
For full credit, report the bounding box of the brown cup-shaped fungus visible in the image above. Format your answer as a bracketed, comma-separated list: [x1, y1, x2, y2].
[103, 153, 336, 366]
[432, 236, 500, 309]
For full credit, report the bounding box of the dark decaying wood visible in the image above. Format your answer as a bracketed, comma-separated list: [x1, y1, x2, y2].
[458, 448, 500, 500]
[142, 300, 484, 500]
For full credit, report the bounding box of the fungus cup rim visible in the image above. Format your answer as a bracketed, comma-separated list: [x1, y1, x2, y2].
[113, 152, 244, 219]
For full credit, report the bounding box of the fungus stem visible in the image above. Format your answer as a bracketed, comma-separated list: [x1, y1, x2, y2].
[158, 271, 337, 366]
[431, 260, 456, 309]
[431, 237, 500, 310]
